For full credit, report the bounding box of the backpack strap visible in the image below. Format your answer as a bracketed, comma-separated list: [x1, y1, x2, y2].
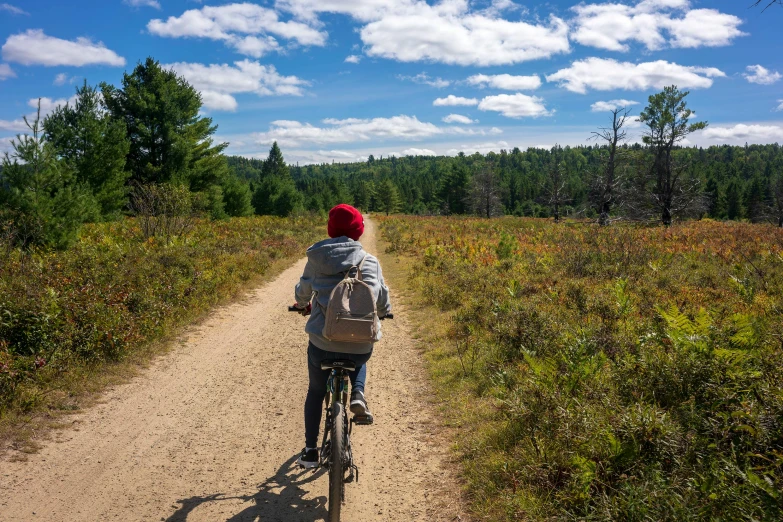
[355, 254, 368, 281]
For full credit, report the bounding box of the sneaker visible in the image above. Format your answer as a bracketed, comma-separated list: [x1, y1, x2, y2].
[350, 390, 374, 422]
[296, 447, 319, 469]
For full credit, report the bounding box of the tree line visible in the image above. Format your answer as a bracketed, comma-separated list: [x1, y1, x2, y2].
[3, 63, 782, 254]
[232, 87, 782, 227]
[0, 57, 254, 250]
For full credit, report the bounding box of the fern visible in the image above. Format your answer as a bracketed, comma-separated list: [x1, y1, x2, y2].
[657, 305, 711, 353]
[729, 313, 758, 349]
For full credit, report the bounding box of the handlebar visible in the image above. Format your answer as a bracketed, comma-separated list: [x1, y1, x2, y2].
[288, 305, 393, 320]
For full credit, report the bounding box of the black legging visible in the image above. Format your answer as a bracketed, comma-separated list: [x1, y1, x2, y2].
[304, 342, 372, 448]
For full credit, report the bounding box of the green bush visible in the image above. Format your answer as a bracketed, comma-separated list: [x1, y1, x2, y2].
[0, 215, 324, 416]
[0, 109, 97, 250]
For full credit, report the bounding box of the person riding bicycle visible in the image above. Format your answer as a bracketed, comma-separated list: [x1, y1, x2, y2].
[292, 204, 392, 468]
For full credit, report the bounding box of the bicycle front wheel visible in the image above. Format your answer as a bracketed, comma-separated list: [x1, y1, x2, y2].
[328, 401, 346, 522]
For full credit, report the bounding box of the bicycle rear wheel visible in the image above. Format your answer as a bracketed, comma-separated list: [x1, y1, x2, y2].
[328, 401, 346, 522]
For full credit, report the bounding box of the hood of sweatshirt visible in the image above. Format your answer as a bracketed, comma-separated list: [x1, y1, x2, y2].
[305, 236, 365, 276]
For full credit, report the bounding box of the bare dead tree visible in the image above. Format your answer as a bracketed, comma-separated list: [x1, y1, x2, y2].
[589, 107, 631, 225]
[751, 0, 782, 11]
[129, 182, 198, 242]
[543, 148, 571, 223]
[468, 162, 504, 218]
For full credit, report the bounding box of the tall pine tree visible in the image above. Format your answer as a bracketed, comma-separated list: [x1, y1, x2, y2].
[44, 81, 130, 219]
[101, 57, 229, 192]
[252, 142, 303, 216]
[1, 103, 96, 249]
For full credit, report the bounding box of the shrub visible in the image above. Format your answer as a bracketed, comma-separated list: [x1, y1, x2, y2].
[378, 216, 783, 521]
[0, 215, 324, 417]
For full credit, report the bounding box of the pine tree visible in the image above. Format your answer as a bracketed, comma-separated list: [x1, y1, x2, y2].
[726, 179, 743, 220]
[744, 176, 765, 222]
[261, 142, 288, 179]
[438, 163, 470, 214]
[101, 57, 229, 191]
[375, 178, 402, 215]
[44, 81, 130, 219]
[705, 175, 721, 218]
[221, 176, 253, 217]
[0, 103, 96, 249]
[252, 142, 302, 216]
[353, 181, 376, 211]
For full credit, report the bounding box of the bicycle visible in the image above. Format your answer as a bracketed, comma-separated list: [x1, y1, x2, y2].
[289, 305, 392, 522]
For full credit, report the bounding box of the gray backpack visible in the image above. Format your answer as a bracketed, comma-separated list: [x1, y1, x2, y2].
[322, 255, 379, 343]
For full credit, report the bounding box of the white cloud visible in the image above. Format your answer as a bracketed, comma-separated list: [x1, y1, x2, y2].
[466, 73, 541, 90]
[402, 148, 436, 156]
[28, 95, 78, 114]
[148, 3, 326, 58]
[0, 95, 77, 132]
[200, 92, 239, 112]
[398, 72, 450, 88]
[0, 118, 28, 132]
[278, 0, 570, 66]
[360, 7, 570, 66]
[318, 149, 361, 159]
[285, 149, 368, 164]
[255, 115, 444, 147]
[166, 60, 309, 111]
[275, 0, 402, 23]
[53, 73, 70, 86]
[231, 36, 282, 58]
[124, 0, 161, 9]
[2, 30, 126, 67]
[571, 1, 745, 52]
[478, 93, 553, 118]
[443, 114, 477, 124]
[0, 3, 28, 15]
[702, 124, 783, 144]
[0, 63, 15, 80]
[743, 65, 781, 86]
[0, 136, 15, 155]
[591, 99, 639, 112]
[481, 0, 521, 17]
[546, 58, 725, 93]
[446, 140, 510, 155]
[433, 95, 478, 106]
[776, 100, 783, 112]
[344, 55, 362, 64]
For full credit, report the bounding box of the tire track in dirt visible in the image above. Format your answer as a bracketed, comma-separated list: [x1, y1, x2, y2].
[0, 218, 460, 522]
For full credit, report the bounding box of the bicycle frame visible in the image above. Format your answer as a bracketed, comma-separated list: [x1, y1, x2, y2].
[319, 368, 358, 482]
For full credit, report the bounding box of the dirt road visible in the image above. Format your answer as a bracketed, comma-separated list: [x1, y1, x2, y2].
[0, 219, 458, 521]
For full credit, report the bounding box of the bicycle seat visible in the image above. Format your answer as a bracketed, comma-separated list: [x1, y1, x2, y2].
[320, 359, 356, 371]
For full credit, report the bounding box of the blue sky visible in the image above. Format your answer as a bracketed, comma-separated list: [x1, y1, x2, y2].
[1, 0, 782, 164]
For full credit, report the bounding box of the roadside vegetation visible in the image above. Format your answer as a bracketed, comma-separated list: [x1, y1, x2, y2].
[379, 216, 783, 520]
[0, 215, 323, 422]
[0, 56, 325, 430]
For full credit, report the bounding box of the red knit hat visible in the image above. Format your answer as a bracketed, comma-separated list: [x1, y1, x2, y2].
[328, 204, 364, 240]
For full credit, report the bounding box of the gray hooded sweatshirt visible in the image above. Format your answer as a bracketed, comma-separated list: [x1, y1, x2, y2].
[295, 236, 392, 354]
